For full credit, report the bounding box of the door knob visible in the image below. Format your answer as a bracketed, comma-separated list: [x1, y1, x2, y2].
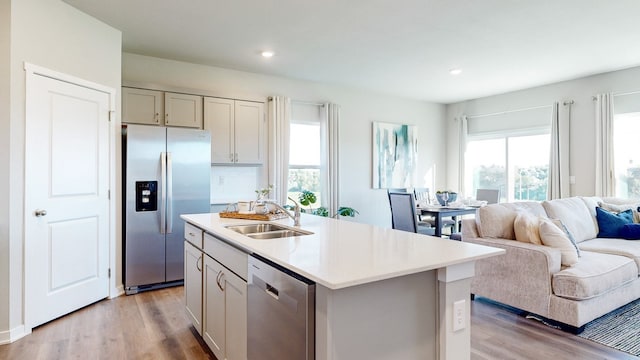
[34, 209, 47, 217]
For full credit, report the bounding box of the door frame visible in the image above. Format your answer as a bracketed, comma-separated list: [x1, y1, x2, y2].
[23, 63, 119, 330]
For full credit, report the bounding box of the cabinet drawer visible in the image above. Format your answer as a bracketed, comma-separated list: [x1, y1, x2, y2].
[184, 222, 203, 249]
[204, 233, 248, 281]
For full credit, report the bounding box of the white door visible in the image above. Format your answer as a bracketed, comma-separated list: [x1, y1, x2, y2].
[25, 69, 111, 328]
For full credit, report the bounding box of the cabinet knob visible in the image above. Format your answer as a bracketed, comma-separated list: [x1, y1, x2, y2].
[155, 113, 159, 123]
[34, 209, 47, 217]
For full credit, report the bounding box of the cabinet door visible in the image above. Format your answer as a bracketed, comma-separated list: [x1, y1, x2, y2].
[165, 92, 203, 128]
[234, 100, 264, 165]
[224, 270, 247, 360]
[184, 241, 203, 335]
[204, 256, 226, 360]
[122, 87, 163, 125]
[204, 97, 235, 164]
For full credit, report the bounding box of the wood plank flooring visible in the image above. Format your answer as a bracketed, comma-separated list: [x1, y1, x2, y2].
[0, 287, 634, 359]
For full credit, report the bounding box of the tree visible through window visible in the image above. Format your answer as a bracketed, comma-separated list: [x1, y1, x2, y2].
[465, 133, 550, 202]
[288, 122, 321, 206]
[613, 112, 640, 198]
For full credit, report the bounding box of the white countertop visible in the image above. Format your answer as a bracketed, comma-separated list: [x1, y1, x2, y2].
[181, 213, 504, 290]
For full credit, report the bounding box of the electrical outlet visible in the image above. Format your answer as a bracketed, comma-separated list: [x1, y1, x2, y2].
[218, 176, 224, 185]
[453, 299, 466, 332]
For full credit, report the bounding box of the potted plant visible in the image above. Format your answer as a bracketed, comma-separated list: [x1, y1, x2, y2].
[295, 189, 358, 218]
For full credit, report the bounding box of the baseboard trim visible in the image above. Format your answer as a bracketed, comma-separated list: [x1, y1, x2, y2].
[0, 324, 30, 345]
[110, 284, 125, 299]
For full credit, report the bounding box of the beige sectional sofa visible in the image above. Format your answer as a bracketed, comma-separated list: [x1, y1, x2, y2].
[462, 196, 640, 332]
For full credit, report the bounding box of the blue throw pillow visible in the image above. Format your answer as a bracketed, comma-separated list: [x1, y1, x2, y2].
[620, 224, 640, 240]
[596, 207, 634, 238]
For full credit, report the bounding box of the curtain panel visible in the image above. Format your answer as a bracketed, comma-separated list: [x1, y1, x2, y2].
[594, 93, 615, 197]
[268, 96, 291, 205]
[548, 102, 562, 199]
[322, 103, 340, 216]
[457, 115, 468, 195]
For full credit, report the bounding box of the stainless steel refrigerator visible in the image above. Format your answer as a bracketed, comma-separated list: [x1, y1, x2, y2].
[122, 124, 210, 294]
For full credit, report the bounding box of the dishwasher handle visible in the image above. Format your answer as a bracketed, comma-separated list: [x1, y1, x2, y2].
[265, 284, 279, 300]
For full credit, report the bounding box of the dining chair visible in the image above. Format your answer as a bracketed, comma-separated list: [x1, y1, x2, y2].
[413, 187, 431, 203]
[476, 188, 500, 204]
[388, 192, 435, 236]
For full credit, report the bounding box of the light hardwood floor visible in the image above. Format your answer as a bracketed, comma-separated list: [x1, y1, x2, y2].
[0, 287, 634, 360]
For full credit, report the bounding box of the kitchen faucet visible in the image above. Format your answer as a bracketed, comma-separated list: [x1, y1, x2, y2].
[265, 197, 301, 226]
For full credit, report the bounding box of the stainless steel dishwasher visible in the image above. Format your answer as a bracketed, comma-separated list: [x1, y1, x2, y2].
[247, 254, 315, 360]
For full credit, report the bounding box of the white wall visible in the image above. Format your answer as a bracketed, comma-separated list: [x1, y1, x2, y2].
[0, 0, 11, 340]
[446, 66, 640, 197]
[123, 53, 447, 226]
[1, 0, 121, 342]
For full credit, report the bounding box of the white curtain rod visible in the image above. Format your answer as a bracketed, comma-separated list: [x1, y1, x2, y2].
[592, 89, 640, 100]
[292, 100, 325, 107]
[267, 97, 325, 107]
[466, 104, 551, 119]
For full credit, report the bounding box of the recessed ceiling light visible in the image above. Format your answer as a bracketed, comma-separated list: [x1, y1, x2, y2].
[261, 51, 274, 58]
[449, 68, 462, 75]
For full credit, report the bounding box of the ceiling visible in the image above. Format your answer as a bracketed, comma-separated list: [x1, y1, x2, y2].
[64, 0, 640, 104]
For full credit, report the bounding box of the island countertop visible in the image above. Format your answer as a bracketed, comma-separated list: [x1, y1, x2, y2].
[180, 213, 504, 290]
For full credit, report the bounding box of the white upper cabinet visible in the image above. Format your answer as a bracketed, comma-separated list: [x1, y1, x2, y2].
[122, 87, 203, 128]
[164, 92, 203, 128]
[204, 97, 264, 165]
[122, 87, 164, 125]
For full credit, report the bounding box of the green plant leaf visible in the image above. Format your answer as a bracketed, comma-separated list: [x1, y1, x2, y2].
[336, 207, 359, 217]
[298, 190, 317, 206]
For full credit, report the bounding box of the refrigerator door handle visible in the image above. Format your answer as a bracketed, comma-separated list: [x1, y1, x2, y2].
[160, 151, 167, 234]
[166, 152, 173, 233]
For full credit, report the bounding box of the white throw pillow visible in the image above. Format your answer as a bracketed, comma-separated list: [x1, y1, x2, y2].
[539, 218, 579, 266]
[513, 211, 541, 245]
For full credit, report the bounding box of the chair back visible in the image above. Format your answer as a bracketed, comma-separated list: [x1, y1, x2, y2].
[388, 192, 418, 233]
[387, 188, 408, 194]
[476, 188, 500, 204]
[413, 187, 430, 202]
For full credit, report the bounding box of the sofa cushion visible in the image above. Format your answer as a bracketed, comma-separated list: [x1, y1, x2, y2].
[476, 202, 546, 239]
[552, 251, 638, 300]
[579, 238, 640, 273]
[513, 211, 541, 245]
[543, 197, 598, 243]
[539, 218, 579, 266]
[596, 207, 633, 238]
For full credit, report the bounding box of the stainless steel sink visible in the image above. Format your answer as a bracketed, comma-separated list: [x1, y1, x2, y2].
[247, 230, 310, 239]
[225, 223, 312, 239]
[226, 223, 288, 234]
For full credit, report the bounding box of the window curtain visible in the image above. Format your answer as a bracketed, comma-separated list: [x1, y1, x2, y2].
[321, 103, 340, 216]
[594, 93, 615, 197]
[457, 115, 468, 195]
[548, 102, 562, 199]
[268, 96, 291, 204]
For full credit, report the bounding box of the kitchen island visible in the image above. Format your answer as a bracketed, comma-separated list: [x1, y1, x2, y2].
[181, 212, 504, 360]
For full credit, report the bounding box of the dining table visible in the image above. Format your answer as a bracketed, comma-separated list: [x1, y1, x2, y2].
[417, 205, 479, 237]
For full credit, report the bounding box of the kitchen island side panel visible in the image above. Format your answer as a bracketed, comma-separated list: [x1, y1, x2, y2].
[316, 270, 437, 360]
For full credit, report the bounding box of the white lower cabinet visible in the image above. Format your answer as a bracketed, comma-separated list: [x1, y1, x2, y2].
[184, 229, 247, 360]
[184, 241, 203, 335]
[203, 255, 247, 360]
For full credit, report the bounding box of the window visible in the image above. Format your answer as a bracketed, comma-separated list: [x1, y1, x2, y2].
[465, 133, 550, 202]
[288, 103, 323, 208]
[288, 122, 321, 204]
[613, 112, 640, 198]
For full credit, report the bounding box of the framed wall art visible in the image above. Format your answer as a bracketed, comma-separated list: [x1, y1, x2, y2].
[372, 122, 418, 189]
